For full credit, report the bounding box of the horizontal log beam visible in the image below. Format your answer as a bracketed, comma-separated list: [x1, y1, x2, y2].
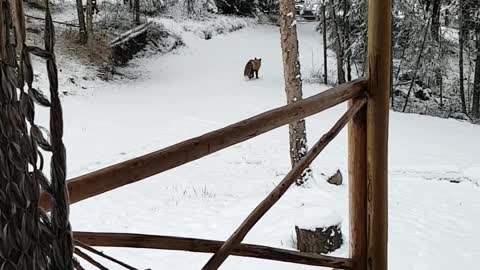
[39, 79, 367, 211]
[73, 231, 353, 269]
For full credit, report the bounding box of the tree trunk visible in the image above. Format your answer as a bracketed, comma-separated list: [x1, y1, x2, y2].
[86, 0, 93, 43]
[343, 0, 351, 81]
[362, 34, 367, 77]
[439, 24, 444, 106]
[459, 0, 468, 114]
[322, 0, 328, 84]
[279, 0, 312, 185]
[445, 9, 450, 27]
[134, 0, 140, 25]
[467, 46, 473, 111]
[431, 0, 442, 88]
[76, 0, 87, 43]
[390, 20, 393, 109]
[392, 26, 412, 109]
[322, 3, 328, 84]
[330, 1, 346, 84]
[431, 0, 440, 42]
[186, 0, 196, 15]
[472, 25, 480, 118]
[423, 0, 431, 13]
[402, 19, 430, 112]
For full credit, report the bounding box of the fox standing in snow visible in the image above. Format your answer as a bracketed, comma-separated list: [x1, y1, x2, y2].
[244, 58, 262, 79]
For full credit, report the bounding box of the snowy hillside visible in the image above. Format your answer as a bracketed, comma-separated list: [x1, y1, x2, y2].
[34, 20, 480, 269]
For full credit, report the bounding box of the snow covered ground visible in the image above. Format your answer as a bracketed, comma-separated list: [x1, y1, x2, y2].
[34, 20, 480, 269]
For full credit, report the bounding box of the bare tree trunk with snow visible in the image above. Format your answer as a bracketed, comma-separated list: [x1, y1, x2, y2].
[459, 0, 468, 114]
[431, 0, 442, 89]
[322, 2, 328, 84]
[330, 0, 346, 84]
[134, 0, 140, 25]
[343, 0, 351, 81]
[402, 18, 430, 112]
[472, 24, 480, 118]
[439, 25, 444, 106]
[186, 0, 196, 15]
[279, 0, 312, 185]
[431, 0, 440, 42]
[467, 47, 473, 110]
[86, 0, 93, 43]
[76, 0, 87, 43]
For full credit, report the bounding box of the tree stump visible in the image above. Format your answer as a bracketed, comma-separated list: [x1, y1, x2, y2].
[295, 224, 343, 254]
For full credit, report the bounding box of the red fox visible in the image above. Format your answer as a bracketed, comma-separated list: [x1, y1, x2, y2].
[243, 58, 262, 79]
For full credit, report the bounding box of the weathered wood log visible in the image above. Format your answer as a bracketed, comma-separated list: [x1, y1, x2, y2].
[367, 0, 392, 269]
[73, 232, 353, 269]
[110, 21, 153, 65]
[110, 21, 153, 48]
[38, 78, 367, 211]
[201, 96, 367, 270]
[295, 224, 343, 254]
[348, 97, 367, 270]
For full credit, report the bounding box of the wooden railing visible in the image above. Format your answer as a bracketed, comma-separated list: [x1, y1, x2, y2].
[39, 0, 391, 268]
[74, 232, 353, 268]
[39, 78, 366, 210]
[39, 78, 369, 270]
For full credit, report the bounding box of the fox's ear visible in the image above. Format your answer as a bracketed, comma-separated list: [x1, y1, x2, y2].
[259, 58, 262, 61]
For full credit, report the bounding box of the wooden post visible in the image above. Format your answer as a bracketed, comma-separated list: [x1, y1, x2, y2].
[366, 0, 391, 269]
[348, 97, 367, 270]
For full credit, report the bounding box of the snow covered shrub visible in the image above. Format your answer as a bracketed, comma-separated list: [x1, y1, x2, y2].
[147, 23, 185, 53]
[111, 22, 184, 66]
[181, 16, 254, 39]
[170, 0, 220, 16]
[97, 2, 139, 32]
[415, 88, 432, 101]
[304, 68, 336, 86]
[60, 28, 112, 66]
[141, 0, 168, 15]
[205, 0, 218, 13]
[258, 0, 278, 15]
[216, 0, 277, 16]
[216, 0, 257, 16]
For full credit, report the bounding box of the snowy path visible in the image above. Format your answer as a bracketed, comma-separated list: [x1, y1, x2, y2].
[38, 22, 480, 269]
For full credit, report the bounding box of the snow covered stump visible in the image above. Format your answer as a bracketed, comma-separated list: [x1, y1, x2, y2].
[295, 224, 343, 254]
